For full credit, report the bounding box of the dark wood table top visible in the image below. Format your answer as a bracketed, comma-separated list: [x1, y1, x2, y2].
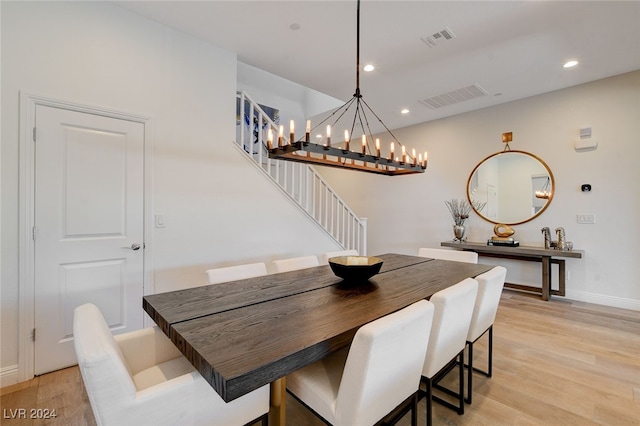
[143, 253, 493, 402]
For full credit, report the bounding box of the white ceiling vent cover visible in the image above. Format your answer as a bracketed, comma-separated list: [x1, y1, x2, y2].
[421, 27, 456, 48]
[419, 84, 489, 109]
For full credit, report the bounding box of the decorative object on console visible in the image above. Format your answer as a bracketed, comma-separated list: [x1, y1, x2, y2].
[493, 224, 515, 238]
[487, 239, 519, 247]
[488, 223, 519, 247]
[541, 227, 552, 249]
[266, 0, 427, 176]
[555, 227, 573, 250]
[445, 198, 486, 242]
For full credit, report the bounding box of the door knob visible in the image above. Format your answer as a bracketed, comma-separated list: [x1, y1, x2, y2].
[130, 242, 141, 251]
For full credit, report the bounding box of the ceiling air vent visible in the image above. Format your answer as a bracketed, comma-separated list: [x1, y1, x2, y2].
[421, 27, 456, 48]
[419, 84, 489, 109]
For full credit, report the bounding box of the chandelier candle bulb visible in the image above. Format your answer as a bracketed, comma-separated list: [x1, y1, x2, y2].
[305, 120, 310, 143]
[267, 128, 274, 150]
[412, 148, 417, 166]
[424, 151, 428, 168]
[375, 139, 381, 157]
[344, 130, 350, 151]
[401, 146, 406, 163]
[289, 120, 295, 144]
[390, 142, 395, 161]
[278, 125, 284, 148]
[325, 125, 331, 148]
[361, 135, 366, 154]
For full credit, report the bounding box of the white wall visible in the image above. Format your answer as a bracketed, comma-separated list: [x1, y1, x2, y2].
[318, 71, 640, 309]
[237, 62, 342, 131]
[1, 1, 339, 385]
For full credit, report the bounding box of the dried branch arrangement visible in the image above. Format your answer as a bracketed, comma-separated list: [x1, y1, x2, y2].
[445, 198, 486, 225]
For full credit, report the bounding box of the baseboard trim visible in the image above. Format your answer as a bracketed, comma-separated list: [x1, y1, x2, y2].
[564, 290, 640, 311]
[0, 365, 19, 388]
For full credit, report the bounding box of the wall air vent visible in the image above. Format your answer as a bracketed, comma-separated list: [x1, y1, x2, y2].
[421, 26, 456, 48]
[419, 84, 489, 109]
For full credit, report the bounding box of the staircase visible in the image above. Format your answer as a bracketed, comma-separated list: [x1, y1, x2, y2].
[235, 91, 367, 254]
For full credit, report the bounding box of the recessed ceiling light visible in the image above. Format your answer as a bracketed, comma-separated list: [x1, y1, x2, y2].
[563, 60, 579, 68]
[401, 109, 410, 114]
[363, 64, 375, 72]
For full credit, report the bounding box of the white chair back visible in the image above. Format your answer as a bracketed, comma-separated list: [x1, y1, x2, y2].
[74, 303, 270, 426]
[422, 278, 478, 378]
[74, 303, 138, 408]
[320, 249, 358, 265]
[273, 255, 319, 273]
[418, 247, 478, 263]
[205, 262, 267, 285]
[336, 300, 434, 426]
[467, 266, 506, 342]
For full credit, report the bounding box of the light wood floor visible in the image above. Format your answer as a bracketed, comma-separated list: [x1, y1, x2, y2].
[2, 290, 639, 425]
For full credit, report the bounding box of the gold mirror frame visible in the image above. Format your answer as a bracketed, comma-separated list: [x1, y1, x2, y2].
[466, 150, 555, 225]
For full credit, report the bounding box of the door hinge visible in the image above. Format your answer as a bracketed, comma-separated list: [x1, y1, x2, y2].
[30, 328, 36, 342]
[33, 127, 37, 142]
[32, 226, 37, 241]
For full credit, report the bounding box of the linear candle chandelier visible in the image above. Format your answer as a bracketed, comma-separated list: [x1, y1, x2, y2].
[267, 0, 427, 176]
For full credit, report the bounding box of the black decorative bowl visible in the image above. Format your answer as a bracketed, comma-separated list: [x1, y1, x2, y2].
[328, 256, 383, 282]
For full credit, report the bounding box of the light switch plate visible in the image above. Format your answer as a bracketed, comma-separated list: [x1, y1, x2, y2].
[577, 214, 595, 224]
[155, 214, 166, 228]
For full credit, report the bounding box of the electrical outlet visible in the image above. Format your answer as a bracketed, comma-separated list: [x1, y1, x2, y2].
[577, 214, 595, 224]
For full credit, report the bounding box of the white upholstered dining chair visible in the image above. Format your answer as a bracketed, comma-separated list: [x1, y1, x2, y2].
[320, 249, 358, 265]
[418, 247, 478, 264]
[272, 255, 319, 273]
[287, 300, 435, 426]
[73, 303, 269, 426]
[465, 266, 507, 404]
[421, 278, 478, 426]
[205, 262, 268, 285]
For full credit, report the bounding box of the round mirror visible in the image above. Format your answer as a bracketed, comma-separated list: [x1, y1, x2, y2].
[467, 150, 555, 225]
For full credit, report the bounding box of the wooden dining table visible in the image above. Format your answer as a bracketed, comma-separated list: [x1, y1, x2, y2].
[143, 253, 493, 426]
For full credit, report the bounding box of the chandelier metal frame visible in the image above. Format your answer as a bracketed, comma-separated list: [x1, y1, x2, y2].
[267, 0, 427, 176]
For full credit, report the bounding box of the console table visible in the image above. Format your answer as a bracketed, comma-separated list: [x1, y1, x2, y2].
[440, 241, 584, 301]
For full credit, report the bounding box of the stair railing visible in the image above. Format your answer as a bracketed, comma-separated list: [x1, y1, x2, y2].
[235, 91, 367, 254]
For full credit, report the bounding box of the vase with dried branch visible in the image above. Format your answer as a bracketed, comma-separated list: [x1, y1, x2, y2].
[444, 198, 486, 241]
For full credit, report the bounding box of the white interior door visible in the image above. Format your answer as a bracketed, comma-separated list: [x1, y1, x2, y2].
[34, 105, 145, 375]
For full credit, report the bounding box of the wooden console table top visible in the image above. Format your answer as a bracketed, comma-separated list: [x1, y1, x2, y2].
[441, 241, 584, 259]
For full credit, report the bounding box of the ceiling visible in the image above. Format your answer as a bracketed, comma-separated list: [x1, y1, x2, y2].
[115, 1, 640, 131]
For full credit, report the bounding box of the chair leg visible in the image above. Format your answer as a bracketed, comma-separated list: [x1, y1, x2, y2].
[457, 351, 464, 415]
[487, 325, 493, 377]
[465, 325, 495, 404]
[426, 378, 433, 426]
[411, 393, 418, 426]
[466, 341, 473, 404]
